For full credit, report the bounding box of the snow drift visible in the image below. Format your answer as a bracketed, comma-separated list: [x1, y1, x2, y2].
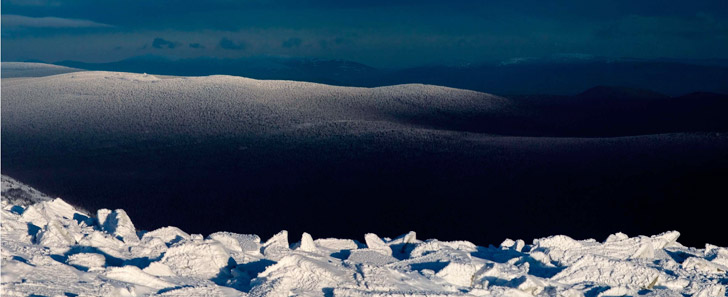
[1, 175, 726, 297]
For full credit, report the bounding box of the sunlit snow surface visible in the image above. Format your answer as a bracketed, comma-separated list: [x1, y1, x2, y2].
[1, 176, 726, 297]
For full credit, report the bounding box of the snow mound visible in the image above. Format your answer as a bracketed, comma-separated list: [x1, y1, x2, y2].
[2, 176, 727, 296]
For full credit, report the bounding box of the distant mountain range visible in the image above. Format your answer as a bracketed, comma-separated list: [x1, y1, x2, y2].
[50, 56, 728, 97]
[503, 86, 728, 136]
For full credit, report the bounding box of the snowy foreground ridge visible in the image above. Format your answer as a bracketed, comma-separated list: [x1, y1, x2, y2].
[1, 176, 727, 297]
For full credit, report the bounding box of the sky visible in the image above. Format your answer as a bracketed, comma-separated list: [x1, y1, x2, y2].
[2, 0, 727, 67]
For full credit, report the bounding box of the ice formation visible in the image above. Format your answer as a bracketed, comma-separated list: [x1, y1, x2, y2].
[1, 175, 726, 296]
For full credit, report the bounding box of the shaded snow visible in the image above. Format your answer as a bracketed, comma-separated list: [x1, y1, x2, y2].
[2, 176, 726, 296]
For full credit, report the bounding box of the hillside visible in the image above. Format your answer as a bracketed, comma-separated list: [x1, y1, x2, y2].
[3, 65, 728, 248]
[1, 62, 81, 78]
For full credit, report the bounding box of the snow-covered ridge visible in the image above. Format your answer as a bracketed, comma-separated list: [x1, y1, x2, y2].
[1, 176, 726, 297]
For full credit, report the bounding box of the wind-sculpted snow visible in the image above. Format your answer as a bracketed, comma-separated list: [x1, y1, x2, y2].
[2, 177, 726, 297]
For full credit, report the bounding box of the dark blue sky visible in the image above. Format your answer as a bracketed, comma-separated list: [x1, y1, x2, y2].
[2, 0, 727, 67]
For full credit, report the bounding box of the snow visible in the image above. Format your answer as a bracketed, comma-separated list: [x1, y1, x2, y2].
[2, 175, 726, 296]
[98, 208, 140, 243]
[297, 232, 317, 253]
[67, 252, 107, 270]
[365, 233, 393, 255]
[161, 239, 232, 279]
[1, 62, 81, 78]
[1, 176, 54, 208]
[1, 69, 511, 146]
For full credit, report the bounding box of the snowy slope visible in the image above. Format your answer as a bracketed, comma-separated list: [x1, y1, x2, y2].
[1, 62, 82, 78]
[1, 176, 726, 297]
[1, 70, 510, 138]
[3, 64, 728, 249]
[1, 175, 53, 207]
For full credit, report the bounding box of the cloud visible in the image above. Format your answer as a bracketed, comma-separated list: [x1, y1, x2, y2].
[317, 37, 355, 50]
[189, 43, 205, 49]
[1, 14, 112, 28]
[319, 40, 329, 49]
[334, 37, 352, 45]
[152, 38, 178, 49]
[2, 0, 61, 7]
[593, 14, 727, 41]
[219, 37, 246, 50]
[281, 37, 302, 48]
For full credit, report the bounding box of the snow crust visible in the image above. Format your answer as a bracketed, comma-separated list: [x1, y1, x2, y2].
[2, 176, 726, 296]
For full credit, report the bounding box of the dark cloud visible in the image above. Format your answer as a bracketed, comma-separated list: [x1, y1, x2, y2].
[456, 38, 471, 47]
[317, 37, 353, 50]
[594, 26, 618, 40]
[3, 0, 63, 6]
[334, 37, 353, 45]
[219, 37, 245, 50]
[152, 38, 177, 49]
[593, 15, 728, 41]
[2, 14, 112, 28]
[3, 1, 728, 66]
[281, 37, 302, 48]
